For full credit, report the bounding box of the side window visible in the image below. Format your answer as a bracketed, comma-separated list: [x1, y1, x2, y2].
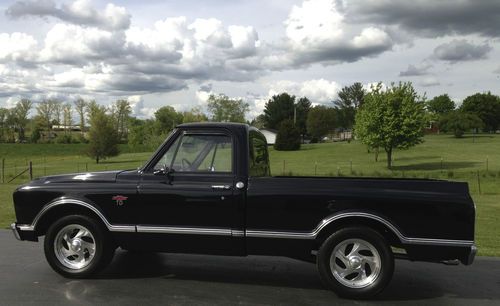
[155, 133, 233, 173]
[249, 130, 270, 177]
[154, 136, 181, 171]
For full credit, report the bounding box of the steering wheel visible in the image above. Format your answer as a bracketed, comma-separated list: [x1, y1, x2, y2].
[181, 158, 192, 170]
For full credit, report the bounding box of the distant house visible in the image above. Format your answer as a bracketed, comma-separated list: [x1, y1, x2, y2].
[260, 128, 277, 145]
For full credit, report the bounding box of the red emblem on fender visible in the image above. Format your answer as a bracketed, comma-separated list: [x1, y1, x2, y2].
[112, 195, 128, 206]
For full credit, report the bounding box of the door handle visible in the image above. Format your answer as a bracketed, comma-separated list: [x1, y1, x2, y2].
[211, 185, 231, 190]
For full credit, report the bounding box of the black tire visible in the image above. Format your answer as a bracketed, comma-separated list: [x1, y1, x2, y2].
[317, 226, 394, 299]
[44, 215, 115, 278]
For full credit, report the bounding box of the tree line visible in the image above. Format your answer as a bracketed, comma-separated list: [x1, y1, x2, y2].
[2, 85, 499, 165]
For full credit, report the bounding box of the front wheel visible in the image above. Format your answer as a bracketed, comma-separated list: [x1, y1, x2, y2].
[44, 215, 115, 278]
[317, 227, 394, 299]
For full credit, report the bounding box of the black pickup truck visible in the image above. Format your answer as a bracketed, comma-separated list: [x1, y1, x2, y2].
[11, 122, 476, 298]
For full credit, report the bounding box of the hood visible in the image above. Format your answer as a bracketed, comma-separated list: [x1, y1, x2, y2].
[36, 170, 122, 184]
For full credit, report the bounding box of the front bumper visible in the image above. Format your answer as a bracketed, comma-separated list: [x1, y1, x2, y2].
[10, 223, 37, 241]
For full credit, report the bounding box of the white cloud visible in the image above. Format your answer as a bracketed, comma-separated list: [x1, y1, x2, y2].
[268, 79, 341, 104]
[0, 32, 38, 62]
[280, 0, 394, 65]
[128, 95, 156, 118]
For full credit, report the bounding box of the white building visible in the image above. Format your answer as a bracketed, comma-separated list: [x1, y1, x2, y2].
[260, 128, 277, 145]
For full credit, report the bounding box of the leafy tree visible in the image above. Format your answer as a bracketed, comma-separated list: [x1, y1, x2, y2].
[52, 100, 62, 125]
[155, 106, 183, 133]
[334, 82, 365, 129]
[295, 97, 311, 139]
[0, 108, 9, 142]
[30, 127, 41, 143]
[207, 94, 249, 123]
[427, 94, 455, 115]
[355, 82, 426, 168]
[36, 99, 57, 130]
[250, 114, 266, 129]
[263, 93, 295, 129]
[86, 100, 102, 122]
[439, 111, 483, 138]
[460, 92, 500, 132]
[111, 99, 132, 141]
[74, 98, 87, 134]
[12, 99, 32, 141]
[182, 107, 208, 123]
[274, 119, 301, 151]
[87, 106, 119, 164]
[306, 106, 337, 141]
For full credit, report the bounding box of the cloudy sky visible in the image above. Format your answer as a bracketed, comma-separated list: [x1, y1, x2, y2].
[1, 0, 499, 119]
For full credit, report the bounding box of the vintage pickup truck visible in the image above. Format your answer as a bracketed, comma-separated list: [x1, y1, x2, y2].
[11, 122, 476, 298]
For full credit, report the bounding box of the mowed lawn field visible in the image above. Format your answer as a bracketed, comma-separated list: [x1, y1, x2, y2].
[0, 134, 499, 256]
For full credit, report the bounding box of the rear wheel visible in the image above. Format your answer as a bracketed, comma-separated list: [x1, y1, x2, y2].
[44, 215, 115, 278]
[317, 227, 394, 299]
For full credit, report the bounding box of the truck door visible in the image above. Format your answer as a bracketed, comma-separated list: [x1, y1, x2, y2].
[138, 129, 245, 255]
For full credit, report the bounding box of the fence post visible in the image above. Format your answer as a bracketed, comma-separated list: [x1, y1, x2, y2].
[282, 160, 286, 175]
[350, 159, 353, 175]
[86, 163, 88, 172]
[1, 158, 4, 184]
[486, 156, 489, 172]
[29, 161, 33, 180]
[477, 171, 481, 194]
[314, 162, 317, 176]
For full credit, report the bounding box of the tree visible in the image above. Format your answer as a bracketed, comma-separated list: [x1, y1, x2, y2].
[295, 97, 311, 140]
[36, 99, 57, 130]
[74, 98, 87, 134]
[250, 114, 266, 129]
[427, 94, 455, 115]
[52, 100, 62, 125]
[155, 106, 183, 133]
[274, 119, 301, 151]
[12, 99, 32, 141]
[87, 106, 119, 164]
[62, 104, 72, 134]
[263, 93, 295, 129]
[439, 111, 483, 138]
[182, 107, 208, 123]
[460, 92, 500, 132]
[0, 108, 9, 142]
[355, 82, 426, 168]
[111, 99, 132, 141]
[306, 106, 337, 141]
[207, 94, 249, 123]
[334, 82, 365, 130]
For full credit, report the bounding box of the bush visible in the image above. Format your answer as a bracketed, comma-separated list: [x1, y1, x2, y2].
[274, 119, 301, 151]
[55, 134, 73, 144]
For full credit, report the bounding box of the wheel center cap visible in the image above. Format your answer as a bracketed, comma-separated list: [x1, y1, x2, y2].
[349, 256, 362, 269]
[71, 239, 82, 252]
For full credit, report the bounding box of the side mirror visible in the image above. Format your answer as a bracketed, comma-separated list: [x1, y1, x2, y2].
[154, 165, 174, 176]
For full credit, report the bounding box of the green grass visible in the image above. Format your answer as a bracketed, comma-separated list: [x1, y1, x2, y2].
[0, 134, 499, 256]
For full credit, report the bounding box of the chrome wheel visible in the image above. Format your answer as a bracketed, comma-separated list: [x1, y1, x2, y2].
[54, 224, 96, 270]
[330, 238, 381, 289]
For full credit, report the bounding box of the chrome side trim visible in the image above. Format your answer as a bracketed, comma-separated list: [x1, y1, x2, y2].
[29, 198, 136, 233]
[231, 229, 245, 237]
[246, 212, 475, 247]
[136, 225, 232, 236]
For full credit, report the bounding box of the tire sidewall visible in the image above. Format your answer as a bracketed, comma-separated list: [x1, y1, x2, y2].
[317, 227, 394, 299]
[44, 215, 110, 278]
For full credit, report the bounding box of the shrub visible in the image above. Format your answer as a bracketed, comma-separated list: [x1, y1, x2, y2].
[274, 119, 301, 151]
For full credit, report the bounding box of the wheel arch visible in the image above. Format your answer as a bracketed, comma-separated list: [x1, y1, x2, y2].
[33, 198, 121, 236]
[314, 213, 404, 249]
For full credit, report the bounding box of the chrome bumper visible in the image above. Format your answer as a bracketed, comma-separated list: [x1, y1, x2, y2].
[11, 223, 21, 241]
[466, 245, 478, 265]
[10, 223, 37, 241]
